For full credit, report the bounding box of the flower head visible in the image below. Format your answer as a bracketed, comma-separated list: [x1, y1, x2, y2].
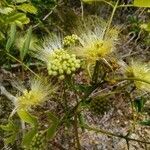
[37, 34, 81, 79]
[16, 77, 57, 110]
[75, 18, 118, 62]
[125, 61, 150, 92]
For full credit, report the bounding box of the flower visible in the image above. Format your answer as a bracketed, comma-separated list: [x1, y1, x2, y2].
[37, 34, 81, 79]
[125, 61, 150, 92]
[63, 34, 78, 47]
[16, 77, 57, 110]
[75, 18, 118, 62]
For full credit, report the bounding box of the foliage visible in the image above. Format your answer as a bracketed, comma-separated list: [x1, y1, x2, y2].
[0, 0, 150, 149]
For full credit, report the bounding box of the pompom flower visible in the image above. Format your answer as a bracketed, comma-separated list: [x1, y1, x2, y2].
[75, 18, 119, 62]
[125, 61, 150, 92]
[15, 77, 57, 110]
[37, 35, 81, 80]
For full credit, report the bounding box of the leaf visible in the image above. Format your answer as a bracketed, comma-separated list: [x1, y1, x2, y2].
[22, 128, 37, 146]
[4, 134, 17, 144]
[47, 112, 59, 139]
[20, 26, 32, 61]
[141, 23, 150, 32]
[0, 7, 14, 15]
[5, 13, 30, 26]
[17, 3, 37, 14]
[0, 31, 5, 40]
[134, 97, 146, 112]
[17, 110, 38, 127]
[13, 0, 27, 3]
[6, 23, 16, 52]
[82, 0, 95, 4]
[140, 120, 150, 126]
[0, 120, 18, 132]
[134, 0, 150, 7]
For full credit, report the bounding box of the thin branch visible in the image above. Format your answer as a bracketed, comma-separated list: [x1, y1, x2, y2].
[0, 83, 17, 104]
[6, 53, 40, 79]
[115, 78, 150, 85]
[84, 0, 114, 8]
[74, 113, 81, 150]
[81, 124, 150, 144]
[33, 5, 58, 29]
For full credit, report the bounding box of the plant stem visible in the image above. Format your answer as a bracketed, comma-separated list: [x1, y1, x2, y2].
[6, 53, 40, 79]
[81, 124, 150, 144]
[126, 87, 136, 131]
[85, 0, 114, 8]
[117, 4, 135, 8]
[74, 112, 81, 150]
[104, 0, 119, 38]
[92, 0, 119, 84]
[115, 77, 150, 85]
[92, 60, 101, 84]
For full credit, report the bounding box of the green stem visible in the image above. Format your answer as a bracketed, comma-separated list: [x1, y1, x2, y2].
[81, 124, 150, 144]
[104, 0, 119, 38]
[6, 53, 40, 79]
[92, 60, 101, 84]
[85, 0, 114, 8]
[115, 77, 150, 85]
[117, 4, 135, 8]
[74, 113, 81, 150]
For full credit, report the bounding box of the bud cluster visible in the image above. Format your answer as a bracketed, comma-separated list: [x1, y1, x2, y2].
[90, 98, 112, 115]
[47, 49, 81, 80]
[63, 34, 78, 47]
[26, 132, 47, 150]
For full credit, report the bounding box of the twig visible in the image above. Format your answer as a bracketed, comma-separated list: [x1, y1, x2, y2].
[115, 78, 150, 85]
[74, 113, 81, 150]
[33, 5, 58, 29]
[0, 83, 17, 104]
[6, 53, 40, 79]
[81, 124, 150, 144]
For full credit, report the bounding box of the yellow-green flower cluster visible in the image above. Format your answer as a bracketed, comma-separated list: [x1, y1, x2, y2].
[75, 18, 118, 63]
[16, 78, 56, 110]
[47, 49, 81, 80]
[63, 34, 78, 47]
[81, 39, 114, 61]
[26, 132, 46, 150]
[126, 61, 150, 92]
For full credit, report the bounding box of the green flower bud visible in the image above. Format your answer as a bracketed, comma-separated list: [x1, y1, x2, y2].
[59, 69, 64, 74]
[75, 63, 80, 68]
[52, 71, 58, 76]
[59, 75, 65, 80]
[71, 67, 76, 71]
[66, 69, 71, 75]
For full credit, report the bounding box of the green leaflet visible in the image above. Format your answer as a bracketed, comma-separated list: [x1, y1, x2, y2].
[0, 7, 13, 15]
[134, 97, 146, 112]
[134, 0, 150, 7]
[0, 120, 19, 145]
[17, 3, 37, 14]
[4, 134, 17, 144]
[0, 31, 5, 40]
[140, 120, 150, 126]
[5, 13, 30, 26]
[47, 112, 59, 139]
[13, 0, 28, 3]
[17, 110, 38, 127]
[0, 120, 18, 132]
[6, 23, 16, 52]
[20, 26, 32, 61]
[22, 128, 37, 147]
